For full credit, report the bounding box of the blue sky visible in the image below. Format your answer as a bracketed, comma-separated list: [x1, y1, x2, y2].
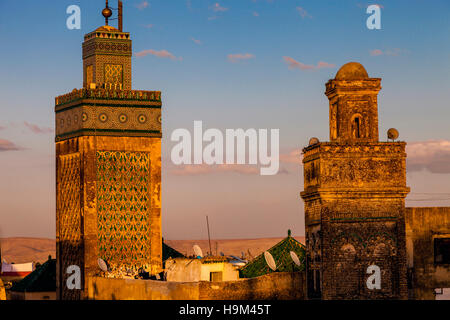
[0, 0, 449, 239]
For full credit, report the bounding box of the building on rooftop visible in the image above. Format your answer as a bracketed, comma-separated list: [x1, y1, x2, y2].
[239, 230, 306, 278]
[165, 256, 240, 282]
[9, 258, 56, 300]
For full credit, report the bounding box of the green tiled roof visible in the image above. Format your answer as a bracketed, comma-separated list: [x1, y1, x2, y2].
[162, 240, 185, 261]
[11, 259, 56, 293]
[239, 232, 306, 278]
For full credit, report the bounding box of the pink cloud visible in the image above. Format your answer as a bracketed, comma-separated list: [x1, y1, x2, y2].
[370, 49, 383, 56]
[191, 37, 202, 45]
[283, 56, 335, 70]
[0, 139, 21, 151]
[23, 121, 53, 134]
[211, 3, 228, 12]
[253, 12, 259, 17]
[370, 48, 404, 56]
[169, 164, 260, 176]
[135, 49, 182, 60]
[136, 1, 149, 10]
[296, 6, 312, 19]
[227, 53, 255, 63]
[407, 140, 450, 174]
[279, 149, 303, 164]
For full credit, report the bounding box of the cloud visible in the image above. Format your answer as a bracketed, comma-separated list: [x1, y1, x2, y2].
[168, 164, 260, 176]
[23, 122, 53, 134]
[283, 56, 335, 70]
[0, 125, 5, 131]
[253, 12, 259, 17]
[370, 49, 383, 56]
[279, 149, 302, 164]
[296, 6, 312, 19]
[227, 53, 255, 63]
[136, 1, 149, 10]
[370, 48, 405, 56]
[0, 139, 21, 152]
[357, 3, 384, 9]
[211, 3, 228, 12]
[191, 37, 202, 45]
[407, 140, 450, 174]
[135, 49, 182, 60]
[144, 24, 154, 29]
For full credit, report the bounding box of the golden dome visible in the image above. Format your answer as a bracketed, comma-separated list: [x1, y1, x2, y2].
[335, 62, 369, 80]
[95, 25, 119, 32]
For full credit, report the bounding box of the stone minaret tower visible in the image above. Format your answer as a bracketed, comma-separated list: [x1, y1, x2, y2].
[301, 62, 409, 300]
[55, 1, 162, 300]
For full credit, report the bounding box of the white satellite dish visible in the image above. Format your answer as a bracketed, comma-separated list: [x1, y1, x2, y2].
[290, 251, 301, 267]
[264, 251, 277, 271]
[98, 258, 108, 272]
[193, 245, 203, 258]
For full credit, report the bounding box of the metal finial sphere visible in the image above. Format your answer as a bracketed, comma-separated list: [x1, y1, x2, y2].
[102, 7, 113, 18]
[387, 128, 399, 141]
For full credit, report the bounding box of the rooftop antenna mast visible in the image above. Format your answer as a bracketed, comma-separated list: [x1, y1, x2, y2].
[118, 0, 123, 32]
[206, 216, 212, 256]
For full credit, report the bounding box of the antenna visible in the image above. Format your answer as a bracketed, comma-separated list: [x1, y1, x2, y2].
[206, 216, 212, 256]
[118, 0, 123, 31]
[98, 258, 109, 272]
[193, 245, 203, 258]
[290, 251, 301, 267]
[264, 251, 277, 271]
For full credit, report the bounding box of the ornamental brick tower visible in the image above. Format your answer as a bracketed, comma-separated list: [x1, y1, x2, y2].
[55, 1, 162, 300]
[300, 62, 409, 300]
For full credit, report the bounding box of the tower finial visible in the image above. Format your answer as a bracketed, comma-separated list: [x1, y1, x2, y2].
[102, 0, 113, 26]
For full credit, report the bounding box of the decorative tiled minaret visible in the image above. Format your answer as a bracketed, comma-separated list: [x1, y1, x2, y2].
[301, 62, 409, 300]
[55, 1, 162, 300]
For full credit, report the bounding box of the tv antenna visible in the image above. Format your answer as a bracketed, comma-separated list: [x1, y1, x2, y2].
[193, 245, 203, 258]
[264, 251, 277, 271]
[206, 215, 212, 256]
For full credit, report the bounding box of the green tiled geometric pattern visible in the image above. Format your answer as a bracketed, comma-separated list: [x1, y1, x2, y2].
[96, 151, 151, 268]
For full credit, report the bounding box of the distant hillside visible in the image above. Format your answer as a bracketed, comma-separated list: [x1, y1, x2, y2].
[0, 236, 305, 264]
[0, 238, 55, 264]
[165, 236, 305, 260]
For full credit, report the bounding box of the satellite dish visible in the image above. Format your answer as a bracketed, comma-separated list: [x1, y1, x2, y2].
[193, 245, 203, 258]
[264, 251, 277, 271]
[290, 251, 301, 267]
[309, 137, 320, 146]
[98, 258, 108, 272]
[387, 128, 399, 141]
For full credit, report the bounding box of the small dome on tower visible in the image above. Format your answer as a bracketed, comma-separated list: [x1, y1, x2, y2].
[335, 62, 369, 80]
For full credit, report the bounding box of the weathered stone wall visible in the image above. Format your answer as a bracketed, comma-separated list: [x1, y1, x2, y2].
[406, 207, 450, 300]
[86, 272, 305, 300]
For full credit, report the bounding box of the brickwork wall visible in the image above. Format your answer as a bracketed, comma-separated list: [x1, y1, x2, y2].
[406, 207, 450, 300]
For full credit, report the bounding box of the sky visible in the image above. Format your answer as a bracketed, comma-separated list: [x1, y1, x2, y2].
[0, 0, 449, 240]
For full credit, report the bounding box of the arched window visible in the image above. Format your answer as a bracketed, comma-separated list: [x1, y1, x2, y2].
[351, 114, 364, 139]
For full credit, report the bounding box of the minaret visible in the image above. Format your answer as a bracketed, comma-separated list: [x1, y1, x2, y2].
[55, 1, 162, 300]
[301, 62, 409, 300]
